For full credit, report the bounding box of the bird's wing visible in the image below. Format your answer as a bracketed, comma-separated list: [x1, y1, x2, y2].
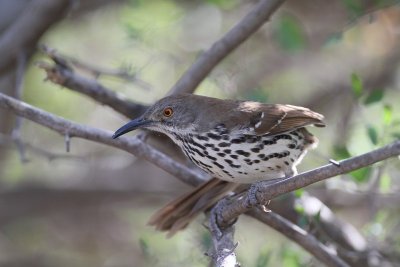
[248, 104, 325, 136]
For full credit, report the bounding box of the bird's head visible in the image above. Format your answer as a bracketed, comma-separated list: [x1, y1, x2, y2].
[112, 94, 197, 139]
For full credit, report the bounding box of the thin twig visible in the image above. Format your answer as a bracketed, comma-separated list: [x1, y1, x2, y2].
[0, 133, 84, 162]
[39, 44, 153, 90]
[36, 61, 148, 118]
[168, 0, 285, 95]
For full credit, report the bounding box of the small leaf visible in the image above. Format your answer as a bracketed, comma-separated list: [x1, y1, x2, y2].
[364, 89, 384, 105]
[350, 167, 371, 183]
[351, 73, 363, 98]
[294, 188, 304, 197]
[367, 125, 378, 145]
[383, 104, 393, 126]
[333, 145, 351, 160]
[313, 210, 321, 223]
[282, 248, 302, 267]
[139, 238, 151, 258]
[294, 202, 305, 215]
[379, 174, 391, 193]
[276, 15, 306, 52]
[255, 250, 272, 267]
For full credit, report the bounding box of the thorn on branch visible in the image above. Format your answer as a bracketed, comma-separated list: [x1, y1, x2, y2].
[330, 159, 341, 166]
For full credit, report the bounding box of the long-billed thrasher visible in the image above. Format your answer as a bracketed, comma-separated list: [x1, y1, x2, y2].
[113, 93, 325, 236]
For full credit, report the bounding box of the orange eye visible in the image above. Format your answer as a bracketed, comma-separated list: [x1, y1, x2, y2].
[163, 107, 173, 117]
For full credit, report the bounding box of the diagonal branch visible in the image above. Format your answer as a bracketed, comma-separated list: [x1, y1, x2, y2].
[250, 209, 350, 267]
[36, 59, 148, 119]
[217, 141, 400, 228]
[0, 92, 208, 186]
[168, 0, 285, 95]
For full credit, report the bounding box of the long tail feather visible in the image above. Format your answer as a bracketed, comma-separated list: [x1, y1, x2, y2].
[148, 178, 239, 237]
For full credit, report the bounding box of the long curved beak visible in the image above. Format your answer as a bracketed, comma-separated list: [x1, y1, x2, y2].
[112, 118, 151, 139]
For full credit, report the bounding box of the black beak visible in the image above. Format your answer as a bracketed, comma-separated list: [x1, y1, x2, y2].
[112, 118, 151, 139]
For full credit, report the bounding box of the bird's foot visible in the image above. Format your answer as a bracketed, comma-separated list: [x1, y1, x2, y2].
[246, 178, 282, 209]
[209, 197, 237, 240]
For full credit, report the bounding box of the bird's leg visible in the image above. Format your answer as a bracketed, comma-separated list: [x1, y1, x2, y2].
[209, 197, 238, 240]
[247, 168, 297, 207]
[247, 178, 284, 208]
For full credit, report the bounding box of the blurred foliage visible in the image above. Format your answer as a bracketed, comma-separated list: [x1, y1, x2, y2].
[1, 0, 400, 266]
[275, 15, 306, 52]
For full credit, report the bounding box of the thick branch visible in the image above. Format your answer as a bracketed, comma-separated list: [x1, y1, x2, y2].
[250, 210, 350, 267]
[168, 0, 285, 95]
[218, 141, 400, 227]
[0, 92, 208, 186]
[0, 0, 70, 74]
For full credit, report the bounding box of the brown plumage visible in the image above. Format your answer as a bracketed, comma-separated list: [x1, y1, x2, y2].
[113, 94, 325, 236]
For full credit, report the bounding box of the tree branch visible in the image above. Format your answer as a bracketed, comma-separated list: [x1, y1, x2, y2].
[217, 141, 400, 228]
[0, 92, 208, 186]
[250, 209, 350, 267]
[0, 0, 70, 74]
[168, 0, 285, 95]
[37, 47, 148, 118]
[2, 91, 399, 266]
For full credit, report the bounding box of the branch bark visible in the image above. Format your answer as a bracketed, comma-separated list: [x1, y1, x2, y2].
[168, 0, 285, 95]
[0, 92, 208, 186]
[217, 141, 400, 228]
[250, 209, 350, 267]
[37, 48, 148, 118]
[2, 92, 399, 266]
[0, 0, 70, 74]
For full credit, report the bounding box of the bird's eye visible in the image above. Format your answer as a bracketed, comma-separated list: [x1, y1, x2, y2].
[163, 107, 173, 117]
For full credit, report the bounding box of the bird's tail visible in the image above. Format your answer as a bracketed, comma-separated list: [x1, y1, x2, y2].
[148, 178, 239, 237]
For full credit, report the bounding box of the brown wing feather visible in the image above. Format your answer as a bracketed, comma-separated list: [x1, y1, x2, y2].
[254, 104, 325, 136]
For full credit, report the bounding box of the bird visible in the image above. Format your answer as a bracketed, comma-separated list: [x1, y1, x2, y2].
[112, 93, 325, 236]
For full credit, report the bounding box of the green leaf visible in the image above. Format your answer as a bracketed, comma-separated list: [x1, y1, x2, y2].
[383, 104, 393, 126]
[276, 15, 306, 52]
[350, 167, 371, 183]
[313, 210, 321, 223]
[351, 73, 363, 98]
[294, 202, 305, 215]
[294, 188, 304, 197]
[282, 248, 302, 267]
[139, 238, 151, 258]
[255, 250, 272, 267]
[379, 174, 391, 193]
[364, 89, 384, 105]
[367, 125, 378, 145]
[333, 145, 351, 160]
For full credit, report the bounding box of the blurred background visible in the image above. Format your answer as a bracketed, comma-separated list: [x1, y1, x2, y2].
[1, 0, 400, 266]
